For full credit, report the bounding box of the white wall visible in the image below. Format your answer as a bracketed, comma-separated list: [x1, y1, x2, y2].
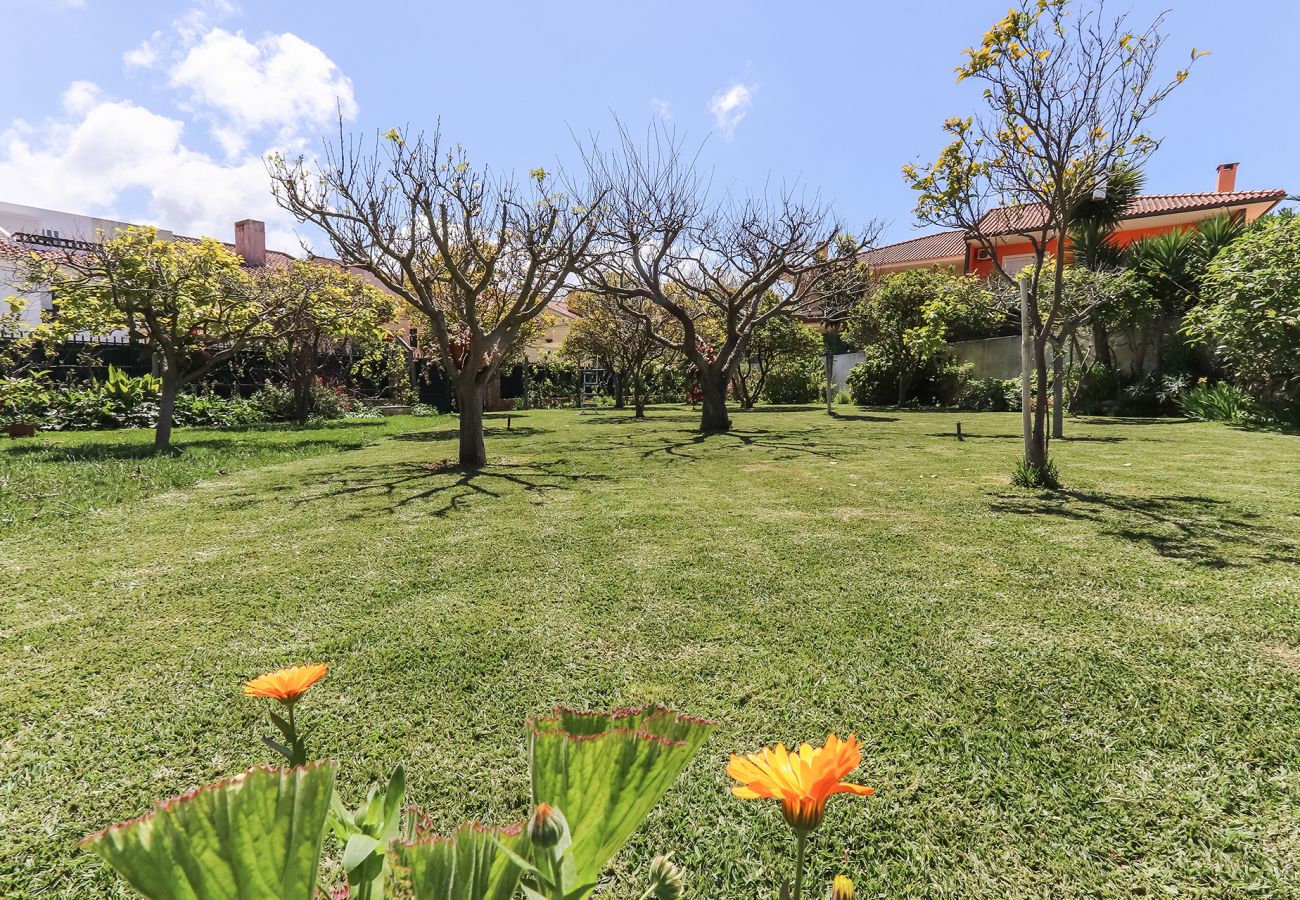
[829, 352, 865, 392]
[0, 259, 51, 331]
[0, 200, 163, 245]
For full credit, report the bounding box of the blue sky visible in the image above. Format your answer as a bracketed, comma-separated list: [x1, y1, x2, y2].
[2, 0, 1294, 252]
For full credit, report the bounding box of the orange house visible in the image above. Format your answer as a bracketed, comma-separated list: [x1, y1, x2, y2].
[866, 163, 1286, 279]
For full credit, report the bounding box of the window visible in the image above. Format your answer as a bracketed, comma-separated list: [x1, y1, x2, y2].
[1001, 253, 1037, 277]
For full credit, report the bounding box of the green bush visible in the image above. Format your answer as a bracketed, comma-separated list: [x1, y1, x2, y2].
[845, 354, 901, 405]
[1177, 382, 1252, 423]
[761, 362, 822, 404]
[957, 376, 1019, 412]
[250, 382, 348, 422]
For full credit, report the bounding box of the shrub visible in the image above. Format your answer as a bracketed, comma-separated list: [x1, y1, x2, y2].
[845, 354, 901, 406]
[762, 362, 823, 404]
[1011, 456, 1060, 490]
[834, 389, 852, 405]
[250, 382, 296, 420]
[1177, 382, 1252, 423]
[957, 376, 1018, 411]
[311, 382, 348, 420]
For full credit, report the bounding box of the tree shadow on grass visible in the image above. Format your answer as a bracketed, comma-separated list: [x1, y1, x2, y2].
[989, 489, 1299, 568]
[639, 427, 853, 462]
[924, 432, 1124, 443]
[2, 435, 378, 462]
[309, 458, 609, 518]
[389, 426, 545, 442]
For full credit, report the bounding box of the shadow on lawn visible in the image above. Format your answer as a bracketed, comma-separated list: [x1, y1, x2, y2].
[2, 434, 377, 461]
[310, 458, 608, 517]
[925, 432, 1124, 443]
[639, 427, 853, 462]
[990, 489, 1299, 568]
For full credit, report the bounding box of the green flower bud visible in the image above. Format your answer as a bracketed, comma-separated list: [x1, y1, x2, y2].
[528, 803, 563, 849]
[644, 853, 686, 900]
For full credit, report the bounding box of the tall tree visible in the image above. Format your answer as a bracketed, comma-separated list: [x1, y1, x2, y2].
[23, 226, 282, 451]
[903, 0, 1199, 482]
[1067, 167, 1145, 372]
[584, 125, 873, 433]
[270, 126, 604, 467]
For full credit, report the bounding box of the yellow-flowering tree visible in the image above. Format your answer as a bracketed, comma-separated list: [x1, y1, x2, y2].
[257, 261, 398, 424]
[23, 227, 288, 451]
[903, 0, 1202, 484]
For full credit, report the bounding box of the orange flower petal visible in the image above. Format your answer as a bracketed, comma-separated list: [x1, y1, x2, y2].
[727, 732, 874, 832]
[242, 663, 329, 703]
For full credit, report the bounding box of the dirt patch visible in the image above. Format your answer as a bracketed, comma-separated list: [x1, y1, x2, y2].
[1261, 642, 1300, 669]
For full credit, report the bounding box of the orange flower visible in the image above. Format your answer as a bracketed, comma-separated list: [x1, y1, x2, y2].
[242, 664, 328, 703]
[727, 733, 874, 833]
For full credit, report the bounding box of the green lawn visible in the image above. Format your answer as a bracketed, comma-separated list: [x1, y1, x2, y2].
[2, 407, 1298, 897]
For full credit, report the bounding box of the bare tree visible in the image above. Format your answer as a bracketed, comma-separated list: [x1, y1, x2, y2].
[584, 124, 875, 433]
[269, 124, 605, 467]
[904, 0, 1199, 482]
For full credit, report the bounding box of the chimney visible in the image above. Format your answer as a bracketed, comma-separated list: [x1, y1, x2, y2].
[234, 219, 266, 267]
[1215, 162, 1239, 193]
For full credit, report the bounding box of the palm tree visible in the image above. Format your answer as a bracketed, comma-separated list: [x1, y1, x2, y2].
[1067, 167, 1145, 368]
[1126, 213, 1244, 378]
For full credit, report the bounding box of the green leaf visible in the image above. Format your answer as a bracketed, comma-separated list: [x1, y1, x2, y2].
[392, 822, 531, 900]
[343, 834, 383, 871]
[82, 762, 337, 900]
[529, 705, 715, 894]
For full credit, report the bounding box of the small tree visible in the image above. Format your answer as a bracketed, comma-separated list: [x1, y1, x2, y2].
[1185, 213, 1300, 393]
[846, 268, 994, 406]
[584, 124, 873, 433]
[270, 126, 604, 467]
[259, 261, 397, 424]
[903, 0, 1200, 481]
[732, 311, 823, 409]
[561, 293, 675, 417]
[24, 226, 281, 451]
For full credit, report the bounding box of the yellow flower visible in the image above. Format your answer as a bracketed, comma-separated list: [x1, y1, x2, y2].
[832, 875, 856, 900]
[728, 733, 875, 833]
[242, 663, 328, 703]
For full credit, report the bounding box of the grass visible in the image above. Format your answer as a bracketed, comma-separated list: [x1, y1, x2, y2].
[2, 406, 1298, 897]
[0, 415, 445, 527]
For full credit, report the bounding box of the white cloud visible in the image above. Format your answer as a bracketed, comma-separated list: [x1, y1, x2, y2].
[62, 81, 102, 115]
[0, 94, 306, 252]
[170, 28, 357, 157]
[0, 8, 361, 255]
[123, 34, 162, 69]
[709, 82, 755, 139]
[651, 98, 672, 120]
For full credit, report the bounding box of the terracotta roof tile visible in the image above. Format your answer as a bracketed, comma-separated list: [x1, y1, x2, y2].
[977, 189, 1287, 235]
[863, 231, 966, 267]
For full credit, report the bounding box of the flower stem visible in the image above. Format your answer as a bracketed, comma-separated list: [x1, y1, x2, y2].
[793, 830, 808, 900]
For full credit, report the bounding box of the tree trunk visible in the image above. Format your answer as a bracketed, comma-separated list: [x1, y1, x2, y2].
[897, 368, 915, 407]
[1051, 346, 1064, 440]
[613, 371, 626, 409]
[455, 377, 487, 468]
[1090, 316, 1112, 369]
[1019, 280, 1037, 468]
[698, 368, 731, 433]
[155, 373, 180, 452]
[1029, 337, 1050, 471]
[633, 367, 646, 419]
